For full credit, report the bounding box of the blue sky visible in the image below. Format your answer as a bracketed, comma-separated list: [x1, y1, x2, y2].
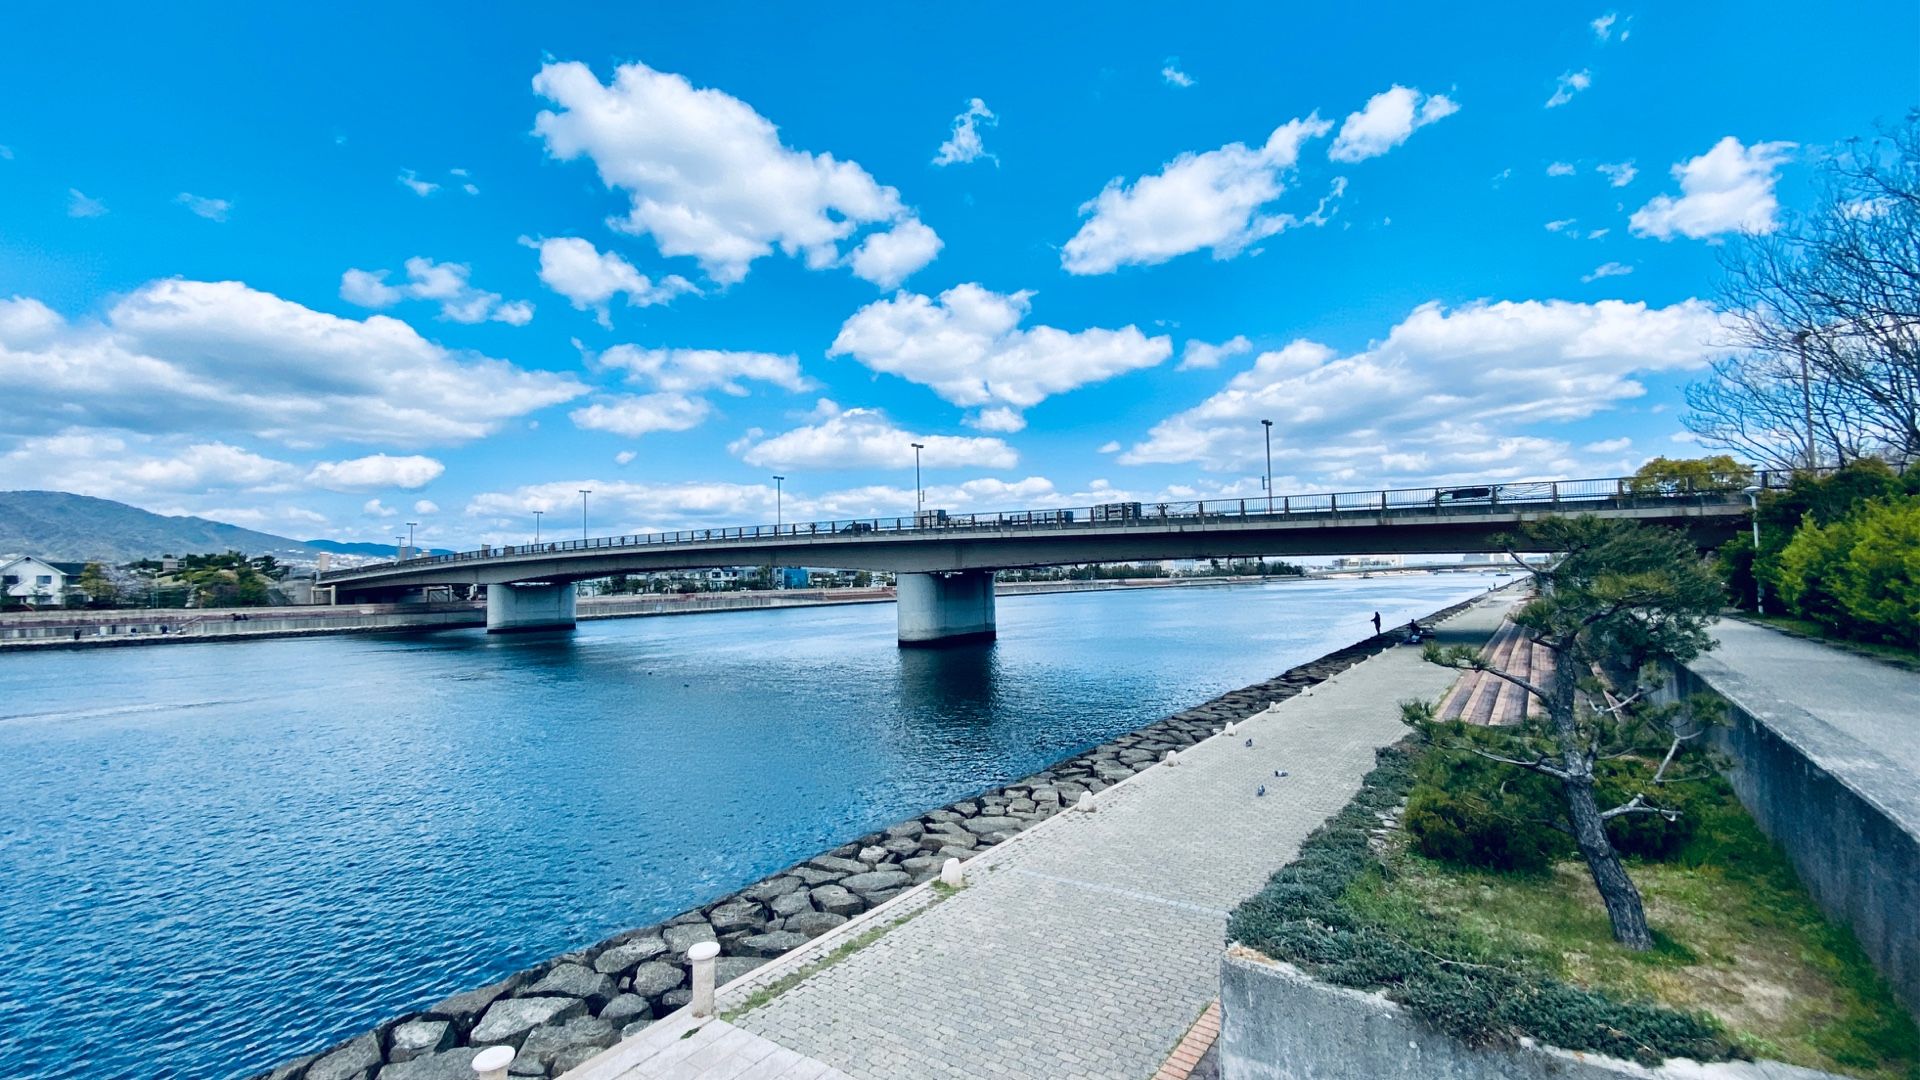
[1, 3, 1914, 547]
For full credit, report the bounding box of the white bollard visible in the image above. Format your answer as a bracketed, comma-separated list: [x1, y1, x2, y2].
[688, 940, 721, 1017]
[1223, 721, 1237, 736]
[940, 857, 964, 887]
[472, 1045, 514, 1080]
[1075, 791, 1096, 814]
[1163, 749, 1179, 766]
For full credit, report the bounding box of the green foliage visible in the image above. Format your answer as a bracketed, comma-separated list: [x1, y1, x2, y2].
[1228, 741, 1736, 1065]
[1769, 495, 1920, 647]
[1628, 455, 1753, 495]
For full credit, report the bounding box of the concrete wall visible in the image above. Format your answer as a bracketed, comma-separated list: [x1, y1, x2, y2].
[1218, 948, 1840, 1080]
[0, 605, 484, 647]
[896, 570, 995, 646]
[1667, 664, 1920, 1018]
[486, 582, 578, 632]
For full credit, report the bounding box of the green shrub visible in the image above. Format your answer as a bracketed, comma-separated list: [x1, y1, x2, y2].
[1595, 757, 1705, 861]
[1828, 499, 1920, 647]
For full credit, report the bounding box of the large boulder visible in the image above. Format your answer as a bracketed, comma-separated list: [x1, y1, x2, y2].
[523, 964, 616, 1012]
[742, 876, 805, 901]
[596, 993, 651, 1026]
[387, 1019, 452, 1064]
[516, 1016, 616, 1071]
[592, 937, 666, 976]
[768, 889, 813, 918]
[425, 975, 520, 1034]
[713, 956, 767, 986]
[807, 855, 869, 875]
[374, 1046, 484, 1080]
[736, 930, 810, 958]
[471, 996, 584, 1047]
[308, 1032, 381, 1080]
[706, 900, 768, 935]
[550, 1045, 606, 1076]
[783, 911, 848, 938]
[840, 870, 910, 895]
[884, 821, 924, 841]
[661, 922, 715, 960]
[809, 884, 863, 917]
[627, 961, 685, 1000]
[961, 815, 1023, 835]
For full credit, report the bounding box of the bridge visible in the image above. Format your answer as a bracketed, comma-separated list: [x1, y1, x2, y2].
[319, 473, 1772, 644]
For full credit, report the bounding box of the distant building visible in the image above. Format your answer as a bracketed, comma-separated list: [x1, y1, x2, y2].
[775, 567, 810, 589]
[0, 555, 88, 606]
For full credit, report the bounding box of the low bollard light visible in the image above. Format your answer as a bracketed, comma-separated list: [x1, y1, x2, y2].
[688, 940, 721, 1017]
[940, 857, 964, 887]
[1075, 791, 1096, 814]
[472, 1045, 514, 1080]
[1163, 749, 1179, 766]
[1223, 721, 1237, 736]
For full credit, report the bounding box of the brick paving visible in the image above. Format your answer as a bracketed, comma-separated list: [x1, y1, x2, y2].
[669, 593, 1520, 1080]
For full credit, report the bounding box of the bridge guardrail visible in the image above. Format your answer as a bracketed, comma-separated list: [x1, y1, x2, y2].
[322, 469, 1798, 582]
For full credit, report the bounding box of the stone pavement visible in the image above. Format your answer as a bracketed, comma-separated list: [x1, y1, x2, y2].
[567, 1016, 855, 1080]
[574, 592, 1515, 1080]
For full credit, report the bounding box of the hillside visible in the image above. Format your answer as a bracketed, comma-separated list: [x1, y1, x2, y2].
[0, 491, 449, 565]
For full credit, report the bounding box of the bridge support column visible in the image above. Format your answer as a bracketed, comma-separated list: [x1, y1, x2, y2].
[897, 570, 996, 647]
[486, 582, 577, 633]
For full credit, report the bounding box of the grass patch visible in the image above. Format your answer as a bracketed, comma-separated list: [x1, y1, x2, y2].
[1230, 739, 1919, 1077]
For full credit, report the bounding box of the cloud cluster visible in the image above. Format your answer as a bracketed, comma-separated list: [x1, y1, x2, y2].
[1178, 335, 1253, 371]
[733, 400, 1017, 470]
[341, 257, 534, 325]
[176, 193, 231, 221]
[569, 394, 715, 438]
[598, 345, 809, 395]
[830, 283, 1171, 429]
[1630, 136, 1796, 240]
[0, 279, 584, 447]
[933, 98, 997, 167]
[1328, 86, 1459, 163]
[520, 236, 695, 326]
[1122, 298, 1730, 483]
[306, 454, 446, 491]
[532, 60, 940, 287]
[1062, 117, 1334, 274]
[1546, 70, 1591, 109]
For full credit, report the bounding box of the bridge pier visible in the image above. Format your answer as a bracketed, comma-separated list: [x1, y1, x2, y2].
[486, 582, 577, 633]
[897, 570, 996, 647]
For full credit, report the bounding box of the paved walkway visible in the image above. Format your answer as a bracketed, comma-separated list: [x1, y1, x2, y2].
[573, 592, 1515, 1080]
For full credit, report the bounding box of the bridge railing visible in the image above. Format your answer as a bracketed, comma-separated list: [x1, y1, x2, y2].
[324, 469, 1800, 580]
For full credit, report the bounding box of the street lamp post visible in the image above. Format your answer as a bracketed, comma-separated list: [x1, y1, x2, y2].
[1793, 329, 1816, 470]
[578, 489, 591, 540]
[773, 475, 785, 529]
[405, 521, 417, 558]
[910, 442, 925, 518]
[395, 535, 406, 559]
[1744, 484, 1764, 616]
[533, 509, 543, 543]
[1260, 419, 1274, 513]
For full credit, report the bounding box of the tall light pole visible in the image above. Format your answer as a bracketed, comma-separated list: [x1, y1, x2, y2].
[395, 535, 406, 559]
[773, 475, 785, 529]
[405, 521, 417, 557]
[533, 509, 543, 543]
[1744, 484, 1764, 616]
[1793, 329, 1816, 470]
[910, 442, 925, 518]
[1260, 419, 1274, 513]
[578, 489, 591, 540]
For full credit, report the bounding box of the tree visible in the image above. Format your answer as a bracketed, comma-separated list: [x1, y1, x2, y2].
[75, 561, 116, 606]
[1686, 112, 1920, 468]
[1626, 455, 1752, 495]
[1418, 517, 1724, 950]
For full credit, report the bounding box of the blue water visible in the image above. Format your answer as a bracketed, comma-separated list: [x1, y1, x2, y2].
[0, 575, 1508, 1079]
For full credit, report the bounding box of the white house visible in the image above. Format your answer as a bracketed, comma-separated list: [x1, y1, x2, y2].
[0, 555, 85, 606]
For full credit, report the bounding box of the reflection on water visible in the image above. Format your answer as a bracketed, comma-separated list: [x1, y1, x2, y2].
[0, 574, 1508, 1079]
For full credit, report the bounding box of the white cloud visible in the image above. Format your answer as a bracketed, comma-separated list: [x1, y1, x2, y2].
[1328, 85, 1459, 163]
[614, 450, 637, 466]
[1161, 61, 1195, 88]
[0, 280, 584, 447]
[1098, 440, 1122, 453]
[569, 393, 713, 437]
[1547, 161, 1576, 177]
[1592, 12, 1626, 41]
[306, 454, 445, 491]
[0, 429, 301, 502]
[596, 345, 810, 395]
[68, 189, 107, 218]
[830, 283, 1172, 428]
[967, 407, 1026, 433]
[1587, 228, 1611, 240]
[1546, 70, 1592, 109]
[413, 499, 440, 514]
[533, 59, 940, 287]
[933, 98, 997, 166]
[176, 193, 231, 221]
[734, 401, 1017, 470]
[397, 170, 439, 197]
[1629, 136, 1796, 240]
[364, 498, 397, 517]
[1545, 218, 1579, 233]
[1582, 261, 1633, 282]
[1597, 160, 1637, 187]
[1062, 116, 1335, 274]
[848, 219, 945, 289]
[1583, 437, 1632, 453]
[1178, 335, 1253, 371]
[340, 257, 535, 325]
[520, 236, 695, 326]
[1121, 298, 1731, 483]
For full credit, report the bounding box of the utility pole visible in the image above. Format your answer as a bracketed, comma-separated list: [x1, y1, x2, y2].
[1793, 329, 1816, 470]
[910, 443, 925, 518]
[578, 489, 591, 540]
[405, 521, 417, 557]
[1261, 419, 1275, 513]
[533, 509, 543, 543]
[1744, 484, 1765, 616]
[773, 475, 785, 529]
[395, 535, 405, 559]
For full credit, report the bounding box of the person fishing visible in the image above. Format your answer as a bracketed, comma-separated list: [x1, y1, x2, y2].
[1371, 611, 1383, 635]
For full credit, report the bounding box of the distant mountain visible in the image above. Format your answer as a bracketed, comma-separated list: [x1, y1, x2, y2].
[303, 538, 455, 559]
[0, 491, 450, 565]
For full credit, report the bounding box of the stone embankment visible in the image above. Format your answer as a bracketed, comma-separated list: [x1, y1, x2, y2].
[254, 595, 1486, 1080]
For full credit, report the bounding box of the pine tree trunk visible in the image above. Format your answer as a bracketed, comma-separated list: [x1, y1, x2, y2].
[1562, 770, 1654, 950]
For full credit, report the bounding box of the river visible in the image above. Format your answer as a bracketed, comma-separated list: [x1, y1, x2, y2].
[0, 574, 1510, 1079]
